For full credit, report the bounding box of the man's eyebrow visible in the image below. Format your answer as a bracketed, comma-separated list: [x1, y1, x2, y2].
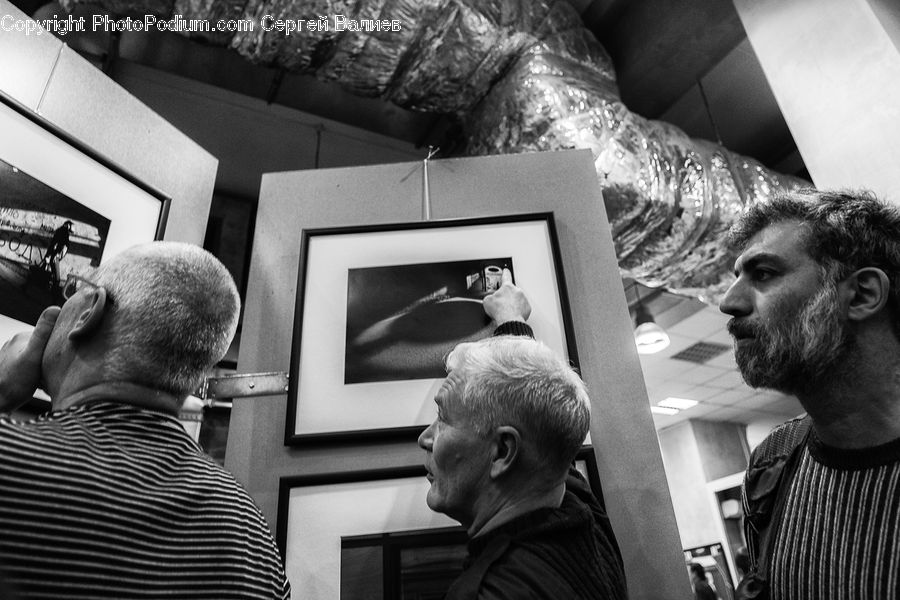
[735, 252, 787, 273]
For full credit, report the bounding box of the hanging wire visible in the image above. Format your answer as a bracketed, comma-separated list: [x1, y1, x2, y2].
[313, 124, 324, 169]
[697, 78, 723, 146]
[422, 146, 439, 221]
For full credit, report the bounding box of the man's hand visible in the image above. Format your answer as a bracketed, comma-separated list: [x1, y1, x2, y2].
[0, 306, 59, 412]
[483, 268, 531, 327]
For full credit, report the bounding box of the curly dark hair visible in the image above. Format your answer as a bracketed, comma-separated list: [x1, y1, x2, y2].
[727, 188, 900, 332]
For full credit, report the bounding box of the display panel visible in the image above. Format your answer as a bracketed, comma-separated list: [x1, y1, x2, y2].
[286, 213, 577, 444]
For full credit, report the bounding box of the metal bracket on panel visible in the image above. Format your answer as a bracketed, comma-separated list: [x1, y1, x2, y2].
[198, 371, 289, 401]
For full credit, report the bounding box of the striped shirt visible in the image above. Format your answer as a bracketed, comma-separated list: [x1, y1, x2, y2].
[0, 400, 290, 599]
[753, 420, 900, 600]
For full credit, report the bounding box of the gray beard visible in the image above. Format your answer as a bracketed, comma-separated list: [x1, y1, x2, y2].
[733, 282, 852, 395]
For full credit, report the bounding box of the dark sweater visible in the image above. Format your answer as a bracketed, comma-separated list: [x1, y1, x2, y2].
[444, 468, 627, 600]
[744, 416, 900, 600]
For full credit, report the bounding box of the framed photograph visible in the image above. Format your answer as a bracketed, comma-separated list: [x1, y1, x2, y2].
[0, 92, 169, 346]
[286, 212, 577, 444]
[276, 448, 601, 599]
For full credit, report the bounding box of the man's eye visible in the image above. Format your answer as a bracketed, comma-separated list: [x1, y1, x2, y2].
[753, 269, 776, 282]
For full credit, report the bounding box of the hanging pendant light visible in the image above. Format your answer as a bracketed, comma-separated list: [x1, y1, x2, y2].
[633, 288, 670, 355]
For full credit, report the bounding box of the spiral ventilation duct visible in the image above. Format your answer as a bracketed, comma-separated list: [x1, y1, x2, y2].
[60, 0, 808, 302]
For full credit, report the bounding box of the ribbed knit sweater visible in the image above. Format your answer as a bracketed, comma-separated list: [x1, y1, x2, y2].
[444, 468, 627, 600]
[0, 400, 290, 599]
[745, 417, 900, 600]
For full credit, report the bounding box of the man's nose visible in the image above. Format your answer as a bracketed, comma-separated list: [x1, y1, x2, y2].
[418, 422, 434, 450]
[719, 277, 751, 318]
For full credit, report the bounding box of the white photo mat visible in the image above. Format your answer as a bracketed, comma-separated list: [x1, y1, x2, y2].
[0, 95, 168, 345]
[288, 214, 577, 442]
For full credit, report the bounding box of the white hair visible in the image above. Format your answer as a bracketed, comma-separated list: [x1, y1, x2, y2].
[94, 242, 240, 397]
[446, 336, 590, 471]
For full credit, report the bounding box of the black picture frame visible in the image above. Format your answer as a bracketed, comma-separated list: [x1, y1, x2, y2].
[0, 91, 170, 350]
[285, 212, 578, 445]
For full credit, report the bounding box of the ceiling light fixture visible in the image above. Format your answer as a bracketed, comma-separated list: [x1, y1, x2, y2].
[633, 287, 670, 355]
[650, 406, 679, 416]
[658, 397, 698, 410]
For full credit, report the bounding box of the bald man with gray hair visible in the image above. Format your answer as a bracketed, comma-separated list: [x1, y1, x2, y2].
[0, 242, 289, 599]
[420, 273, 627, 599]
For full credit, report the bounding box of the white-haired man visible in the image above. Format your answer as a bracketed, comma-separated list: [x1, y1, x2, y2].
[0, 242, 289, 599]
[419, 272, 627, 599]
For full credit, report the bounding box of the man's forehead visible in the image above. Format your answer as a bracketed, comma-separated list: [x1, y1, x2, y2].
[436, 370, 465, 403]
[734, 220, 810, 266]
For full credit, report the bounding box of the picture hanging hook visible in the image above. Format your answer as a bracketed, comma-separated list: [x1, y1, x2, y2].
[422, 146, 439, 221]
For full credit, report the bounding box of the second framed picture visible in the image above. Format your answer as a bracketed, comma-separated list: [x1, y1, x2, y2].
[0, 92, 169, 350]
[286, 212, 578, 444]
[276, 448, 602, 599]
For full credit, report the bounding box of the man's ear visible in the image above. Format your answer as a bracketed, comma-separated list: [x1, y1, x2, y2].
[489, 425, 521, 479]
[843, 268, 890, 322]
[67, 288, 110, 341]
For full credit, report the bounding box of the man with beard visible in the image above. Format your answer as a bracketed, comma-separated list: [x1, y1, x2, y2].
[720, 189, 900, 600]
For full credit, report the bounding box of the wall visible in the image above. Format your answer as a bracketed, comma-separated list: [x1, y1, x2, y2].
[659, 422, 716, 549]
[0, 1, 217, 246]
[868, 0, 900, 52]
[658, 419, 748, 549]
[733, 0, 900, 202]
[233, 149, 692, 599]
[108, 61, 422, 199]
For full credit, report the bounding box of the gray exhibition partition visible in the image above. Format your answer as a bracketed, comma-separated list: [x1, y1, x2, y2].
[0, 0, 217, 246]
[234, 149, 691, 599]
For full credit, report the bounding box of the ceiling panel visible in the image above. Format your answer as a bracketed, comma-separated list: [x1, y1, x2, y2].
[638, 303, 801, 432]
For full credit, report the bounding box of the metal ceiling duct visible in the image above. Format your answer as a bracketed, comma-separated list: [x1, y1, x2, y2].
[59, 0, 808, 301]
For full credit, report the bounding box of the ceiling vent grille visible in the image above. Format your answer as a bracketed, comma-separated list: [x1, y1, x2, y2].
[671, 342, 731, 364]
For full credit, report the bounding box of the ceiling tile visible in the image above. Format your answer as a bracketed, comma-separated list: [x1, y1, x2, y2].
[651, 411, 692, 430]
[704, 350, 738, 370]
[639, 354, 701, 380]
[738, 394, 781, 411]
[655, 332, 698, 356]
[667, 307, 730, 340]
[681, 403, 718, 419]
[759, 396, 804, 417]
[704, 388, 754, 407]
[674, 364, 730, 385]
[703, 406, 752, 423]
[706, 327, 734, 347]
[683, 385, 728, 402]
[645, 380, 700, 404]
[705, 370, 746, 390]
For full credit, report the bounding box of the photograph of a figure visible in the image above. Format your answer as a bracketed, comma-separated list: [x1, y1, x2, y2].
[0, 158, 110, 325]
[344, 258, 514, 383]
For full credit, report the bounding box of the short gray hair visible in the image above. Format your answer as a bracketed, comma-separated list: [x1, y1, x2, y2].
[446, 336, 590, 472]
[94, 242, 240, 397]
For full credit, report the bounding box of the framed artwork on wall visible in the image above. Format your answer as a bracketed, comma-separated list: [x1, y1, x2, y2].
[0, 92, 170, 348]
[285, 212, 578, 445]
[276, 465, 458, 600]
[276, 448, 602, 599]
